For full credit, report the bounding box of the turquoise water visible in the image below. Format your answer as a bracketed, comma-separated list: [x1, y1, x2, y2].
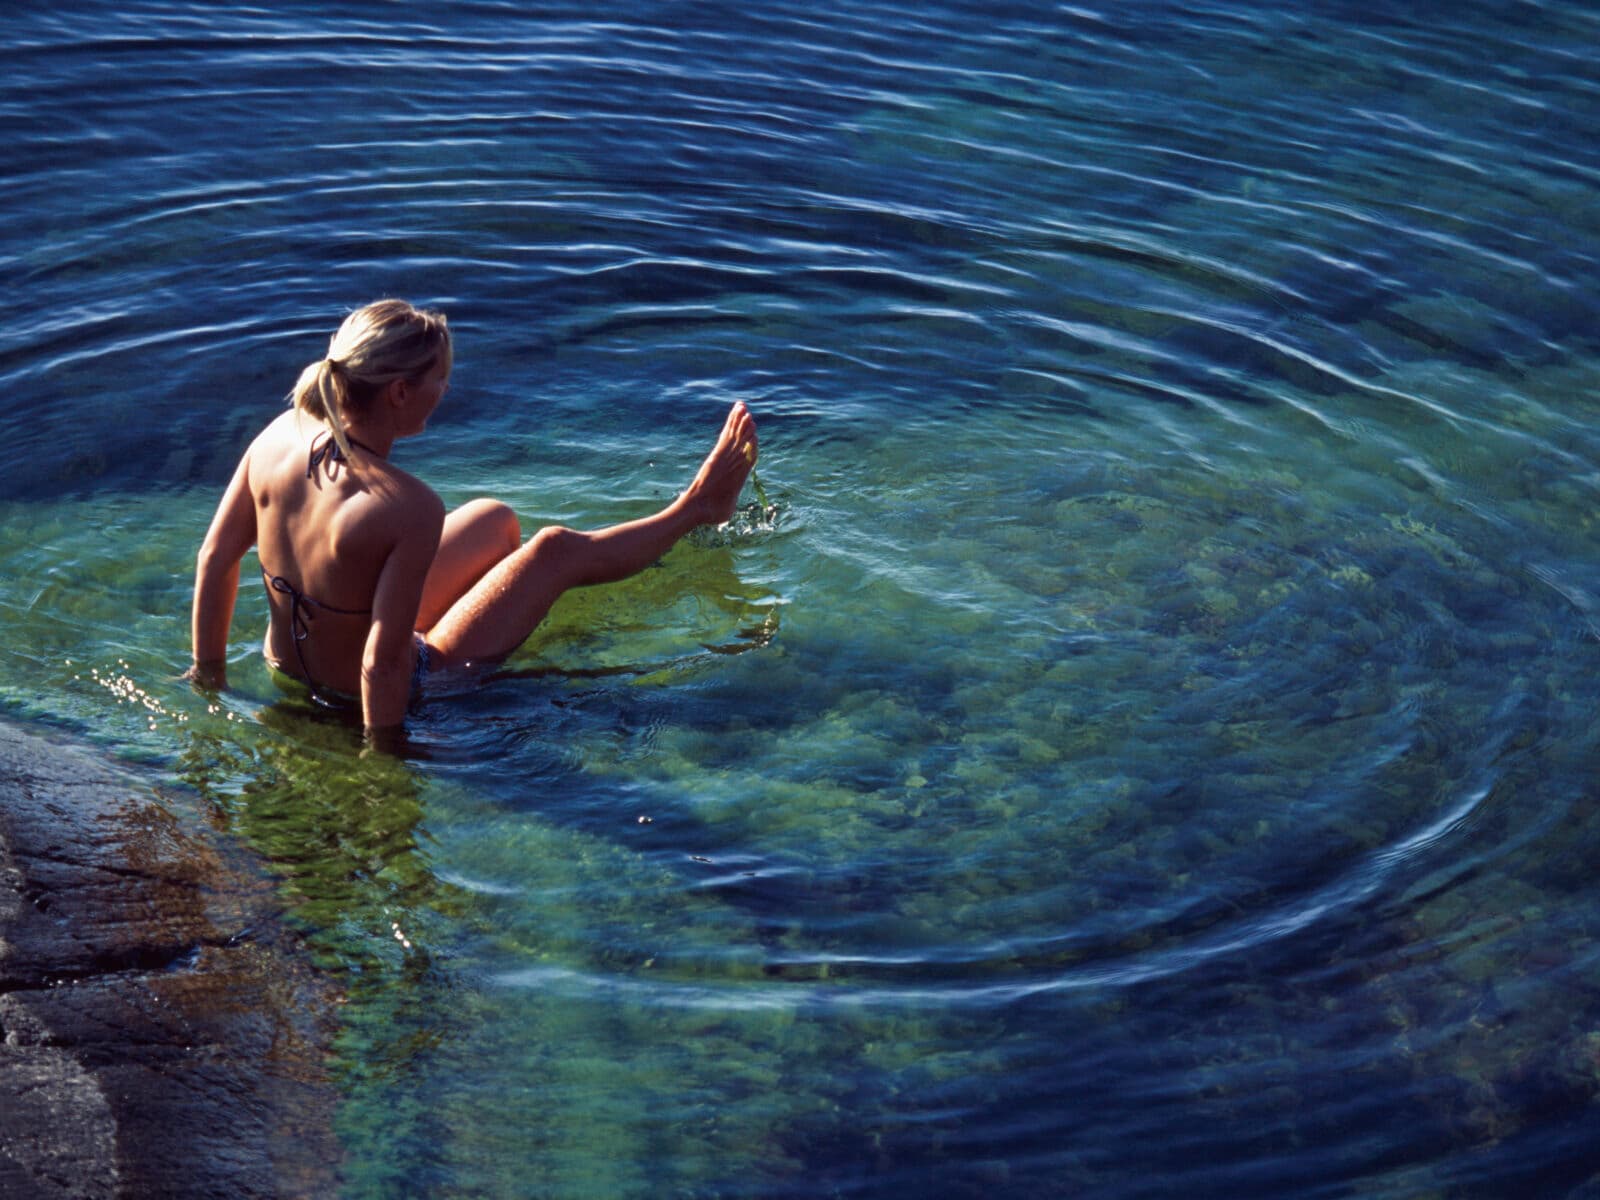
[6, 2, 1600, 1195]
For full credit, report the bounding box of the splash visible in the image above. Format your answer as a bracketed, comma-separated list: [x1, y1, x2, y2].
[688, 470, 783, 548]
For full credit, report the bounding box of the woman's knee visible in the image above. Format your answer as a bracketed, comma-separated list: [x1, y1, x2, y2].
[458, 498, 521, 556]
[528, 523, 581, 557]
[529, 524, 605, 584]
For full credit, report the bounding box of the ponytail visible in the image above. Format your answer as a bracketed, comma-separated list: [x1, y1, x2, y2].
[288, 300, 451, 458]
[289, 356, 356, 456]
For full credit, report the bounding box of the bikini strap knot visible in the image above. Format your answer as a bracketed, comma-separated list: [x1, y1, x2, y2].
[266, 573, 314, 643]
[306, 431, 346, 479]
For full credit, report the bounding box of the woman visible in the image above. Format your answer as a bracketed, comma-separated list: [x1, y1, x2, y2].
[187, 299, 758, 741]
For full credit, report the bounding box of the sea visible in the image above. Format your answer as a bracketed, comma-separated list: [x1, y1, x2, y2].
[4, 2, 1600, 1196]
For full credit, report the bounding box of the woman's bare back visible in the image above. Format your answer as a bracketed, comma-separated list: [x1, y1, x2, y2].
[250, 410, 440, 698]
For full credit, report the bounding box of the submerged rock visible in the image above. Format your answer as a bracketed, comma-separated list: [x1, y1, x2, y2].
[0, 720, 340, 1199]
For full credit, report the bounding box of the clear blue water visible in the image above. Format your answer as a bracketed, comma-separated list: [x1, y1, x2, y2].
[5, 2, 1600, 1196]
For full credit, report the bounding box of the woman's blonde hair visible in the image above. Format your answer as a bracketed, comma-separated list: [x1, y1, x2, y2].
[289, 299, 452, 456]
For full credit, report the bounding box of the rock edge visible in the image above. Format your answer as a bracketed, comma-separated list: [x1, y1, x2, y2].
[0, 719, 341, 1199]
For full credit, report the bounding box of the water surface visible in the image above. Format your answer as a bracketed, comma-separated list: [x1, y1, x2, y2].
[4, 2, 1600, 1196]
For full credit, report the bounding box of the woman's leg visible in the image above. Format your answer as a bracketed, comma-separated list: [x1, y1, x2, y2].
[416, 498, 523, 632]
[424, 402, 757, 668]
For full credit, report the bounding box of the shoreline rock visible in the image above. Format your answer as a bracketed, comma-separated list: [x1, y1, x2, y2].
[0, 720, 341, 1199]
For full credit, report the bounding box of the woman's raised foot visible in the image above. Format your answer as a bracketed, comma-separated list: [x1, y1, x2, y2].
[685, 402, 758, 526]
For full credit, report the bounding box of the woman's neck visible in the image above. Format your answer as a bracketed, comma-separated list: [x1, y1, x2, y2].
[339, 423, 394, 459]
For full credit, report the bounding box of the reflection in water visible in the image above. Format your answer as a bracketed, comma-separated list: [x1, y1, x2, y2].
[178, 705, 479, 1187]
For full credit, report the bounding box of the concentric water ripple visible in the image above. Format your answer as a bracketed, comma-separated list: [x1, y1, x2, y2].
[5, 2, 1600, 1196]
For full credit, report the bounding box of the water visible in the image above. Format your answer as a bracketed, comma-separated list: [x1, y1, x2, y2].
[5, 1, 1600, 1195]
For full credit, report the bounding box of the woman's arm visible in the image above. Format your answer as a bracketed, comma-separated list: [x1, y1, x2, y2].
[188, 452, 257, 688]
[361, 490, 445, 736]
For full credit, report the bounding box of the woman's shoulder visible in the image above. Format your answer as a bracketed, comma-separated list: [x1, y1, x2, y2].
[242, 410, 301, 485]
[257, 407, 301, 443]
[343, 455, 445, 538]
[376, 463, 445, 521]
[246, 408, 308, 465]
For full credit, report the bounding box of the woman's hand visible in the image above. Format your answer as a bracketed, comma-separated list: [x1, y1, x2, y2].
[362, 722, 408, 757]
[184, 659, 228, 691]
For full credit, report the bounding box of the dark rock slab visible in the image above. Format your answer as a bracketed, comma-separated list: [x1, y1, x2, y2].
[0, 720, 341, 1199]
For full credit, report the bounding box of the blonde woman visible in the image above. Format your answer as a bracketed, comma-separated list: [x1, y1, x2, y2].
[188, 299, 758, 742]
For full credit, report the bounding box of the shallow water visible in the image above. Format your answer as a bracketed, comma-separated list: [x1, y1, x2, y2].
[5, 2, 1600, 1196]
